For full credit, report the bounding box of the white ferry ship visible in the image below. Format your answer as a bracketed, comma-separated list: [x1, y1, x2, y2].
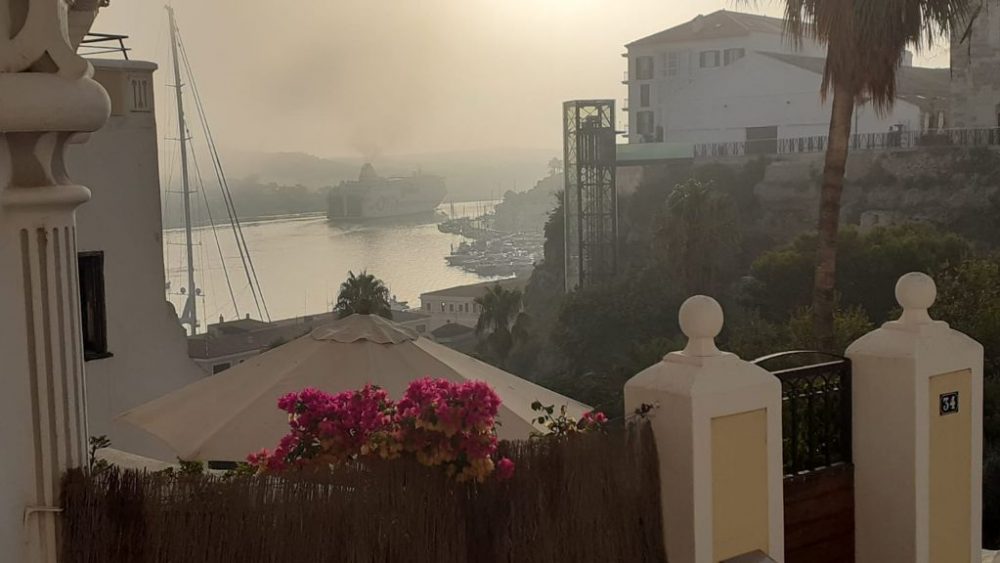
[327, 163, 447, 221]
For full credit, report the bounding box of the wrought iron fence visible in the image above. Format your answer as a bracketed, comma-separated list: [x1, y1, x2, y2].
[693, 127, 1000, 159]
[754, 351, 852, 476]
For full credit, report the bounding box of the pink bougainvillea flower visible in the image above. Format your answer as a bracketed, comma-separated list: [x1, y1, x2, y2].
[496, 457, 515, 481]
[250, 378, 511, 482]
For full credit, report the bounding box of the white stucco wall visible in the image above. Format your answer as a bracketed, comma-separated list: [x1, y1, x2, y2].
[66, 59, 205, 461]
[419, 295, 481, 331]
[626, 37, 920, 146]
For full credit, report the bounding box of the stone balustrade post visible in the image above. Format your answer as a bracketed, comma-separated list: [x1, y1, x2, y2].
[0, 1, 110, 561]
[848, 272, 984, 563]
[625, 295, 785, 563]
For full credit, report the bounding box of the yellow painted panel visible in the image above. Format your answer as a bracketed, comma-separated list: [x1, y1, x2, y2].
[929, 369, 972, 563]
[712, 408, 769, 561]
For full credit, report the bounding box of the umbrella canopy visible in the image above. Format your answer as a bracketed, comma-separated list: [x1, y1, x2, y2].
[120, 314, 590, 461]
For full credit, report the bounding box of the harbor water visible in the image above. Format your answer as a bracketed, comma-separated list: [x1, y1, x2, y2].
[164, 202, 503, 328]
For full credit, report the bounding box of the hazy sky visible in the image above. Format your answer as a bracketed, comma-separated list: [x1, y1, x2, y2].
[93, 1, 951, 159]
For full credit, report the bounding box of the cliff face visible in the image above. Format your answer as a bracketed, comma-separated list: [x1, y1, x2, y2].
[492, 173, 563, 234]
[750, 147, 1000, 244]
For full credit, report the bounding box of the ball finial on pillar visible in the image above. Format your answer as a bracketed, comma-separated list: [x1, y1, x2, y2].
[679, 295, 724, 357]
[895, 272, 936, 325]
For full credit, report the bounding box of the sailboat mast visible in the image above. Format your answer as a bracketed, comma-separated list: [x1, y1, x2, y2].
[168, 6, 198, 336]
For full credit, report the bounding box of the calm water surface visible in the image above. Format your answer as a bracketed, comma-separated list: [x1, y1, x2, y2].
[164, 202, 502, 326]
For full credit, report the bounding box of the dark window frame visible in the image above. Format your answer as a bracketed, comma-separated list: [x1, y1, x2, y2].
[723, 48, 746, 66]
[640, 84, 651, 107]
[635, 56, 654, 80]
[666, 51, 679, 77]
[636, 111, 655, 136]
[699, 50, 720, 68]
[79, 251, 112, 362]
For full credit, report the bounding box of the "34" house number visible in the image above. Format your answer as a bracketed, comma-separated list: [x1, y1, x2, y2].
[939, 392, 959, 416]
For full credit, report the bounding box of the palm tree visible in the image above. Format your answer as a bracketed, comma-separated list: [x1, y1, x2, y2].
[474, 284, 523, 365]
[657, 178, 740, 296]
[335, 270, 393, 319]
[763, 0, 973, 349]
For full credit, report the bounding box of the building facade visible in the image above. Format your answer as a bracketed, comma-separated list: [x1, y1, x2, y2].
[66, 58, 207, 460]
[951, 0, 1000, 128]
[624, 10, 944, 149]
[419, 278, 526, 332]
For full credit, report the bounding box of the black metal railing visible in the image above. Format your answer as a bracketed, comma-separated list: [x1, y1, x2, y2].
[78, 33, 130, 59]
[753, 351, 852, 476]
[693, 127, 1000, 159]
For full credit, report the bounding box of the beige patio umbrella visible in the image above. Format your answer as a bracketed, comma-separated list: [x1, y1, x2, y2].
[120, 314, 590, 461]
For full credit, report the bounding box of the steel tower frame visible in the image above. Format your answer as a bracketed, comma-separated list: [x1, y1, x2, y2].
[563, 100, 618, 291]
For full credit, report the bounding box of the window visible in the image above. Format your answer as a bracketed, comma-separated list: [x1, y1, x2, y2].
[449, 304, 454, 312]
[636, 111, 655, 136]
[723, 48, 746, 66]
[746, 126, 779, 155]
[927, 111, 940, 131]
[213, 362, 231, 374]
[699, 50, 720, 68]
[640, 84, 651, 108]
[635, 56, 654, 80]
[425, 302, 431, 311]
[440, 303, 445, 312]
[128, 76, 152, 112]
[79, 252, 110, 361]
[667, 52, 679, 77]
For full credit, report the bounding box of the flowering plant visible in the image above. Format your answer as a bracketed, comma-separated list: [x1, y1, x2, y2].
[248, 378, 514, 482]
[530, 401, 608, 437]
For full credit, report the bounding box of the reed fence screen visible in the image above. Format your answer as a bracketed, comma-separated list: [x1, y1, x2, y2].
[61, 424, 664, 563]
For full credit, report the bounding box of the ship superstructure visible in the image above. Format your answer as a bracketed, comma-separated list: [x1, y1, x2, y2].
[327, 163, 447, 220]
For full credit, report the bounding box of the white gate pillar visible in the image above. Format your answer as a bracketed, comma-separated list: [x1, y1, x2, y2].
[625, 296, 785, 563]
[848, 272, 983, 563]
[0, 1, 110, 562]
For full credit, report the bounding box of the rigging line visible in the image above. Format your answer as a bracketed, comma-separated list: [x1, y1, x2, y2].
[176, 30, 269, 323]
[183, 77, 265, 324]
[183, 59, 271, 326]
[189, 136, 242, 319]
[176, 29, 269, 322]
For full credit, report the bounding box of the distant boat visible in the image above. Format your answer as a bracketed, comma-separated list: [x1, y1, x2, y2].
[327, 163, 447, 221]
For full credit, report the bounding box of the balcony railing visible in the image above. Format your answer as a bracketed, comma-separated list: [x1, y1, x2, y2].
[754, 351, 853, 476]
[693, 127, 1000, 159]
[78, 33, 130, 59]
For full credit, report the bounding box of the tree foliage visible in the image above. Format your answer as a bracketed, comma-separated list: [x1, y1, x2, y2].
[745, 224, 970, 326]
[474, 284, 523, 367]
[655, 178, 741, 296]
[335, 270, 393, 319]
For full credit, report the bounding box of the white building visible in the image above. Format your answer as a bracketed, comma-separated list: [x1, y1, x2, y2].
[624, 10, 947, 149]
[419, 278, 526, 332]
[66, 57, 207, 460]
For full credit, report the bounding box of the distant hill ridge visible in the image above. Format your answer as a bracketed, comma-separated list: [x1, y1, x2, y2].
[218, 147, 559, 203]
